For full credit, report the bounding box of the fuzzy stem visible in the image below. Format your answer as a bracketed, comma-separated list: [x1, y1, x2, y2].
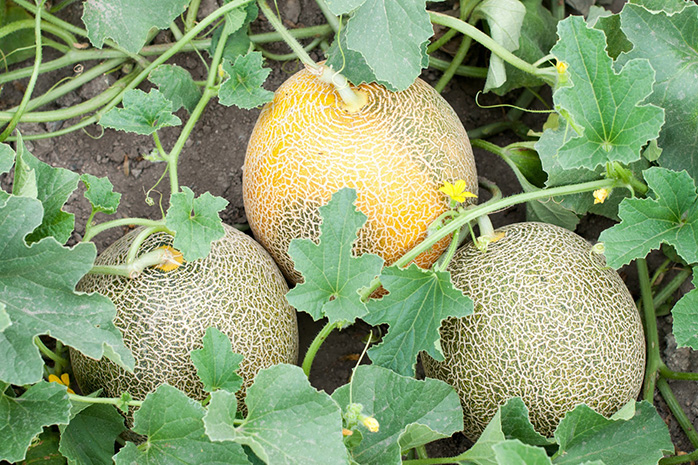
[0, 18, 77, 47]
[429, 11, 556, 86]
[89, 246, 178, 278]
[302, 320, 343, 377]
[34, 337, 68, 370]
[68, 393, 143, 407]
[657, 377, 698, 449]
[82, 218, 164, 242]
[660, 366, 698, 382]
[257, 37, 323, 61]
[0, 1, 44, 141]
[185, 0, 203, 32]
[654, 268, 693, 314]
[313, 0, 340, 32]
[428, 56, 487, 79]
[125, 226, 166, 264]
[434, 33, 473, 93]
[359, 178, 621, 299]
[660, 450, 698, 465]
[257, 0, 319, 70]
[434, 227, 461, 272]
[638, 258, 662, 402]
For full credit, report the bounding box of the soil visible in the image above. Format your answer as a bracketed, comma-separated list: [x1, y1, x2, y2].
[1, 0, 696, 461]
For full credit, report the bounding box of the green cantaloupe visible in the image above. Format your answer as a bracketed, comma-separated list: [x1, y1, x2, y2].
[70, 224, 298, 408]
[422, 222, 646, 439]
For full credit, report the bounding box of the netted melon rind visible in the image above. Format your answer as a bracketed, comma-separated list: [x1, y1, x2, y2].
[243, 69, 478, 282]
[422, 222, 646, 440]
[70, 224, 298, 407]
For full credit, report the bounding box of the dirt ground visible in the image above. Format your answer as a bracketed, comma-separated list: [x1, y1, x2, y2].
[1, 0, 696, 459]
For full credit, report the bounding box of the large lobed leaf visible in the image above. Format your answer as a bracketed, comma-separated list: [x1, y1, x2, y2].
[204, 364, 349, 464]
[165, 186, 228, 261]
[58, 403, 126, 465]
[114, 384, 250, 464]
[99, 89, 182, 135]
[286, 188, 384, 325]
[598, 167, 698, 268]
[0, 382, 71, 463]
[363, 264, 473, 376]
[619, 3, 698, 181]
[149, 64, 202, 114]
[543, 15, 664, 171]
[324, 0, 432, 90]
[0, 195, 134, 386]
[332, 365, 463, 465]
[191, 327, 244, 393]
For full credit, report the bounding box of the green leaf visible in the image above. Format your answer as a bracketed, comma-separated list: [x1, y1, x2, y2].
[82, 0, 190, 53]
[325, 30, 391, 89]
[149, 64, 202, 113]
[286, 188, 384, 324]
[619, 3, 698, 181]
[363, 264, 473, 376]
[209, 2, 258, 63]
[628, 0, 692, 14]
[99, 89, 182, 135]
[0, 195, 135, 385]
[81, 173, 121, 215]
[598, 167, 698, 268]
[165, 186, 228, 261]
[219, 52, 274, 110]
[326, 0, 432, 91]
[0, 141, 15, 175]
[472, 0, 526, 93]
[0, 2, 35, 66]
[14, 136, 79, 244]
[552, 402, 672, 465]
[500, 398, 554, 448]
[114, 384, 250, 465]
[331, 365, 463, 465]
[204, 364, 348, 464]
[0, 302, 9, 332]
[22, 429, 66, 465]
[549, 15, 664, 170]
[0, 381, 71, 462]
[489, 0, 558, 95]
[58, 404, 125, 465]
[456, 407, 506, 465]
[11, 137, 37, 199]
[191, 327, 244, 393]
[672, 271, 698, 349]
[493, 440, 552, 465]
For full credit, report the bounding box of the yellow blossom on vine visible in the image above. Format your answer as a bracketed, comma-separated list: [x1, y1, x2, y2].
[342, 428, 353, 436]
[154, 246, 184, 272]
[593, 188, 610, 205]
[48, 373, 75, 394]
[439, 180, 477, 204]
[362, 416, 380, 433]
[556, 60, 568, 74]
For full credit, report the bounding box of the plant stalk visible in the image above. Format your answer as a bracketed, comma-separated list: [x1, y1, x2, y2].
[83, 217, 164, 242]
[68, 393, 143, 407]
[657, 377, 698, 449]
[302, 320, 343, 376]
[638, 258, 662, 402]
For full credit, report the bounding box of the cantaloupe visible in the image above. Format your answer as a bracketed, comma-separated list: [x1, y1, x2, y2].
[243, 67, 478, 282]
[70, 224, 298, 407]
[422, 222, 646, 439]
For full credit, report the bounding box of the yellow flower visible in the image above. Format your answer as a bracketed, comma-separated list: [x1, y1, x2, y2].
[155, 246, 184, 272]
[555, 60, 568, 74]
[439, 180, 477, 204]
[362, 416, 380, 433]
[342, 428, 353, 436]
[593, 188, 610, 205]
[48, 373, 75, 394]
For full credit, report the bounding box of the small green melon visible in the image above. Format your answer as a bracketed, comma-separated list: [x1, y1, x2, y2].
[70, 224, 298, 406]
[422, 222, 645, 439]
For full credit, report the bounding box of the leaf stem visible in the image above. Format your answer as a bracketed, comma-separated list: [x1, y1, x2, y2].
[638, 258, 662, 402]
[313, 0, 340, 32]
[34, 336, 68, 371]
[434, 226, 461, 272]
[82, 217, 165, 242]
[660, 449, 698, 465]
[434, 33, 473, 93]
[428, 56, 487, 79]
[654, 268, 692, 312]
[657, 377, 698, 449]
[125, 226, 167, 264]
[89, 246, 177, 278]
[0, 0, 44, 142]
[302, 320, 343, 377]
[68, 393, 143, 407]
[185, 0, 203, 32]
[659, 366, 698, 382]
[428, 11, 557, 86]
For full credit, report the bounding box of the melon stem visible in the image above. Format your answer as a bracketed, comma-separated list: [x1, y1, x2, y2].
[302, 320, 343, 377]
[89, 245, 176, 278]
[638, 258, 661, 403]
[257, 0, 366, 111]
[68, 393, 143, 408]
